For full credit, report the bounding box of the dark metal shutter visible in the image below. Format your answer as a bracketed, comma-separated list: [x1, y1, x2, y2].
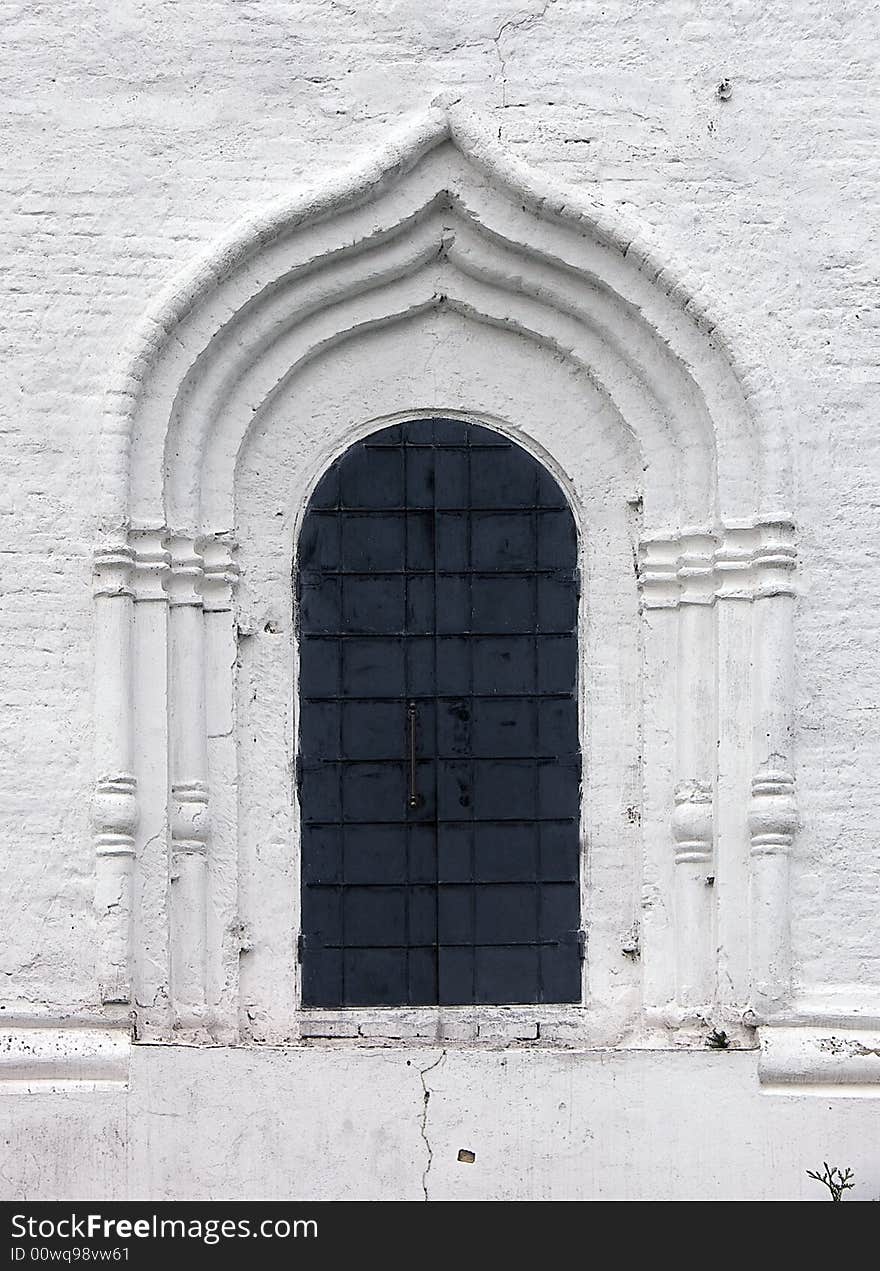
[297, 418, 581, 1006]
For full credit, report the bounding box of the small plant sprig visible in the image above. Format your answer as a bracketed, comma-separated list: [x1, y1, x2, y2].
[806, 1163, 855, 1201]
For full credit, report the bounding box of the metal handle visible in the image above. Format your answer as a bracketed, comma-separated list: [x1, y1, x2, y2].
[407, 701, 419, 809]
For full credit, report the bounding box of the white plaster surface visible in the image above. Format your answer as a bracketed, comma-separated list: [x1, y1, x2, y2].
[3, 0, 876, 1013]
[2, 0, 879, 1198]
[2, 1044, 880, 1201]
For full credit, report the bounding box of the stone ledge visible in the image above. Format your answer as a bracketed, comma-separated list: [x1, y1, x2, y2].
[0, 1027, 131, 1090]
[5, 1021, 880, 1094]
[758, 1025, 880, 1092]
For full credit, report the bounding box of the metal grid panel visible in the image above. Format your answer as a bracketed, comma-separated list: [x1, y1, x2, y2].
[298, 419, 581, 1007]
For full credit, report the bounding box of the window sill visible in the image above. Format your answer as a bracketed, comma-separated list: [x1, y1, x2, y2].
[293, 1003, 654, 1048]
[291, 1005, 760, 1051]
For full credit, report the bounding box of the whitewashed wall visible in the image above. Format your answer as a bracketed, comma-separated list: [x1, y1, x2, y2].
[1, 1, 879, 1199]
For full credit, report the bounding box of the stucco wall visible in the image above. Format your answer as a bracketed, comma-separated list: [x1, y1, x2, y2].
[2, 1044, 880, 1201]
[1, 0, 878, 1199]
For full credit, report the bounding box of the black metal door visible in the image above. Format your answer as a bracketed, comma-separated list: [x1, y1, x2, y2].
[297, 418, 581, 1006]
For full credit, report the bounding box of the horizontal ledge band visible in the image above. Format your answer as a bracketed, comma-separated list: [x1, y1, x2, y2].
[0, 1027, 130, 1089]
[758, 1025, 880, 1090]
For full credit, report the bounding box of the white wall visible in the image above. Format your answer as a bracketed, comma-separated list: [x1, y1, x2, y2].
[2, 1046, 879, 1201]
[2, 1, 878, 1198]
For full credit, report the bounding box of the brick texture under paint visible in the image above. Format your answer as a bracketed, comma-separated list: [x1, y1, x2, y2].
[0, 2, 878, 1016]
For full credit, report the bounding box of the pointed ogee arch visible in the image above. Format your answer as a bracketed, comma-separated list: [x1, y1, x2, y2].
[91, 102, 798, 1048]
[100, 103, 791, 539]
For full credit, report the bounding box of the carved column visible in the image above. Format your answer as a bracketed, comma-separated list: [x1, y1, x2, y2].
[637, 536, 680, 1011]
[130, 529, 172, 1029]
[749, 520, 798, 1015]
[672, 532, 716, 1008]
[200, 535, 240, 719]
[200, 534, 240, 1039]
[166, 534, 209, 1029]
[713, 523, 757, 1009]
[92, 540, 137, 1005]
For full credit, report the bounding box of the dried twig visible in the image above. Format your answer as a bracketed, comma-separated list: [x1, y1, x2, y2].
[806, 1163, 855, 1201]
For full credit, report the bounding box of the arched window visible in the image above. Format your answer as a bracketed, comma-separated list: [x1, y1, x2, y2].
[92, 110, 798, 1058]
[296, 418, 581, 1007]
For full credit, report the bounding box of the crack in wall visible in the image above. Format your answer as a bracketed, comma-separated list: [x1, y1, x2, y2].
[493, 0, 558, 107]
[418, 1049, 447, 1201]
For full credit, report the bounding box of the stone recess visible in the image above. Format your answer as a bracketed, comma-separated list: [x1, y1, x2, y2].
[2, 1, 880, 1197]
[86, 101, 801, 1053]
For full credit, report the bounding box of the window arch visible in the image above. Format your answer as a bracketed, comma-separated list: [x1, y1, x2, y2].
[296, 418, 581, 1007]
[91, 106, 797, 1052]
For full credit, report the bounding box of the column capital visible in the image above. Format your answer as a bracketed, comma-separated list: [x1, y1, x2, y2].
[93, 541, 135, 599]
[752, 520, 797, 598]
[638, 535, 680, 609]
[130, 528, 172, 602]
[678, 532, 717, 607]
[637, 520, 798, 607]
[165, 534, 204, 608]
[199, 534, 240, 613]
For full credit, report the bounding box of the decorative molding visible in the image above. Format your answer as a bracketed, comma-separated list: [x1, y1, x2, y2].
[752, 520, 797, 599]
[92, 773, 137, 1006]
[671, 774, 715, 1010]
[88, 105, 797, 1043]
[749, 769, 798, 857]
[672, 781, 714, 865]
[758, 1026, 880, 1090]
[99, 102, 793, 539]
[170, 779, 210, 858]
[749, 556, 797, 1015]
[130, 529, 171, 602]
[714, 522, 758, 601]
[200, 534, 240, 613]
[164, 534, 210, 1030]
[0, 1027, 130, 1090]
[637, 536, 680, 609]
[129, 529, 241, 608]
[677, 534, 716, 607]
[92, 774, 138, 858]
[165, 535, 204, 608]
[637, 520, 797, 609]
[748, 768, 797, 1017]
[638, 519, 799, 1016]
[92, 543, 135, 599]
[92, 542, 137, 1006]
[93, 103, 793, 533]
[751, 986, 880, 1030]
